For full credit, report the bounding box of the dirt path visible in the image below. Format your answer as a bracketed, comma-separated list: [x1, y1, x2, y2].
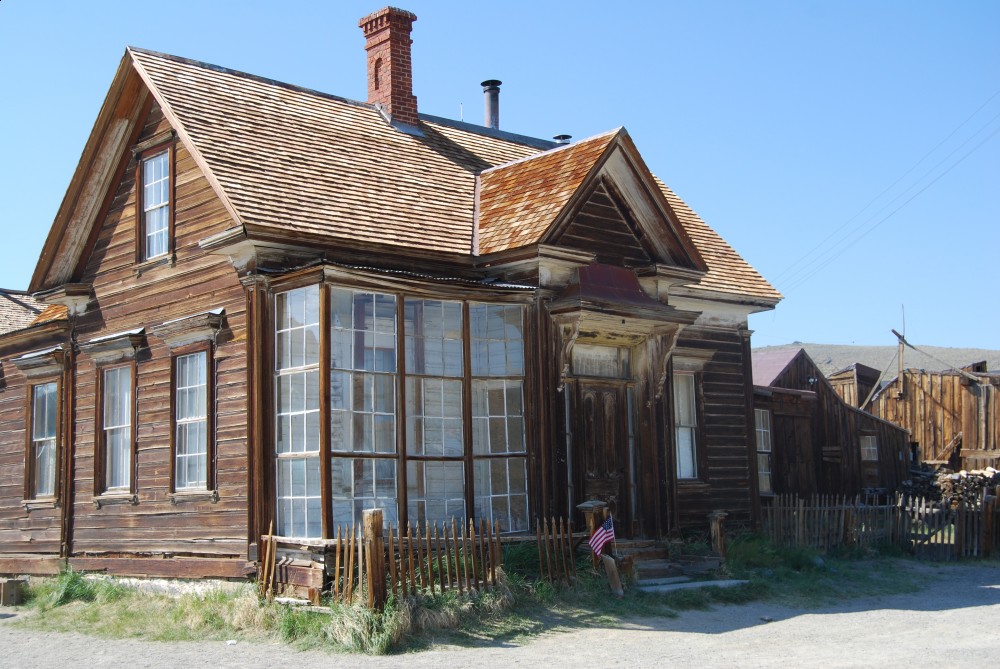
[3, 563, 998, 668]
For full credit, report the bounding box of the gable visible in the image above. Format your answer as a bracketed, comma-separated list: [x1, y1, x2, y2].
[552, 182, 653, 266]
[478, 128, 707, 274]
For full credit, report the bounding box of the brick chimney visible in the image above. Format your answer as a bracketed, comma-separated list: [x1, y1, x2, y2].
[359, 7, 419, 127]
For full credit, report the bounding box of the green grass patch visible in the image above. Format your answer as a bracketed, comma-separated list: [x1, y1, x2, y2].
[13, 537, 934, 654]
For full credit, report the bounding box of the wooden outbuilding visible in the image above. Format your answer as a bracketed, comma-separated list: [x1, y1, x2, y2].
[828, 362, 881, 408]
[866, 362, 1000, 470]
[752, 349, 909, 498]
[0, 8, 781, 579]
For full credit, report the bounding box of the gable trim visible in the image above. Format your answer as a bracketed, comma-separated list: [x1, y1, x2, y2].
[127, 48, 247, 240]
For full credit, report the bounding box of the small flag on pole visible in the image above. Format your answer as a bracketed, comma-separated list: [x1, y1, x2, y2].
[589, 515, 615, 557]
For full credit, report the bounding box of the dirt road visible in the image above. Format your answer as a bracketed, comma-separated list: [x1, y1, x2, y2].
[2, 563, 998, 668]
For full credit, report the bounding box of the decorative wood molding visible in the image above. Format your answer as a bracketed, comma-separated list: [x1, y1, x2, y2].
[170, 489, 220, 505]
[151, 308, 225, 348]
[22, 498, 59, 512]
[12, 346, 67, 378]
[653, 328, 683, 399]
[671, 346, 715, 372]
[92, 493, 138, 509]
[555, 321, 581, 392]
[80, 329, 145, 364]
[34, 283, 93, 316]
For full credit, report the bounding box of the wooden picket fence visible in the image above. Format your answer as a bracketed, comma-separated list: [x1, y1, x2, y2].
[535, 516, 577, 585]
[762, 492, 1000, 561]
[260, 511, 506, 609]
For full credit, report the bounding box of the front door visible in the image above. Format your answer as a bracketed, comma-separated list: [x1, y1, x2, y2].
[575, 380, 633, 535]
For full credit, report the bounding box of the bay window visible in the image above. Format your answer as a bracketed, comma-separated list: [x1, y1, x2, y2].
[274, 283, 527, 538]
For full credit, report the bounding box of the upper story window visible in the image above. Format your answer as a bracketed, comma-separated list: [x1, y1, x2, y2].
[28, 381, 59, 499]
[142, 150, 170, 259]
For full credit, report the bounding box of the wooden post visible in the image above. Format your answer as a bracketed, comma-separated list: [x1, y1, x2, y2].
[363, 509, 386, 610]
[983, 490, 997, 559]
[708, 510, 728, 559]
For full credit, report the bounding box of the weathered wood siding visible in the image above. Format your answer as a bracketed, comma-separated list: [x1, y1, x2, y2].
[673, 326, 756, 532]
[869, 370, 1000, 469]
[66, 103, 248, 567]
[764, 353, 909, 495]
[0, 363, 63, 558]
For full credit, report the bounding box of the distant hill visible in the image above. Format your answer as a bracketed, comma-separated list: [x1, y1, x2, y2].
[752, 342, 1000, 380]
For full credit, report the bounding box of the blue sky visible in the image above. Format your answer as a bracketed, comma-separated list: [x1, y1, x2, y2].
[1, 1, 997, 349]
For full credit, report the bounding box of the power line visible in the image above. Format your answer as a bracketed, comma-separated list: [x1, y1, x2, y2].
[779, 121, 1000, 294]
[772, 88, 1000, 290]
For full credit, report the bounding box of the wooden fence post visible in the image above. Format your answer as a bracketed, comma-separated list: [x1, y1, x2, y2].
[363, 509, 386, 610]
[708, 510, 728, 559]
[983, 489, 997, 560]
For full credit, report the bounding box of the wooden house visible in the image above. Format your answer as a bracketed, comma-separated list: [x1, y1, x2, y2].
[828, 362, 881, 408]
[0, 8, 781, 579]
[751, 348, 909, 497]
[866, 363, 1000, 470]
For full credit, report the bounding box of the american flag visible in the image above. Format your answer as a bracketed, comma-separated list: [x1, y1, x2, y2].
[589, 516, 615, 557]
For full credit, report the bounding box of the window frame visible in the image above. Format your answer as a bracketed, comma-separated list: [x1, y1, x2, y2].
[272, 279, 531, 538]
[861, 434, 879, 462]
[24, 378, 61, 502]
[169, 343, 215, 494]
[134, 142, 175, 265]
[754, 408, 774, 495]
[95, 361, 137, 497]
[672, 371, 702, 481]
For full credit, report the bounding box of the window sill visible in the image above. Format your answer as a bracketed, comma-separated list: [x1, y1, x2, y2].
[93, 493, 138, 508]
[134, 253, 176, 278]
[677, 479, 710, 491]
[170, 489, 219, 505]
[22, 498, 59, 511]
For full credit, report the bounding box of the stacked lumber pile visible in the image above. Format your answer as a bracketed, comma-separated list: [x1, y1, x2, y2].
[901, 466, 1000, 506]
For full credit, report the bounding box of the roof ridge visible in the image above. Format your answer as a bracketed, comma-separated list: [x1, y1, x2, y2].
[420, 114, 556, 150]
[128, 48, 558, 151]
[479, 127, 623, 176]
[0, 290, 42, 314]
[127, 46, 378, 112]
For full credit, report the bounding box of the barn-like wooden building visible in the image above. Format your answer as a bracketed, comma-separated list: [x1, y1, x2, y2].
[751, 348, 909, 498]
[0, 8, 781, 579]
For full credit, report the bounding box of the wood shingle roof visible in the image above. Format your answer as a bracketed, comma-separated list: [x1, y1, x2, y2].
[0, 290, 43, 335]
[34, 47, 779, 304]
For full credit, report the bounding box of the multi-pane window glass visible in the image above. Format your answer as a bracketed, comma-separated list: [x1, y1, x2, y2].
[673, 372, 698, 479]
[275, 286, 321, 537]
[861, 435, 879, 461]
[470, 304, 523, 376]
[331, 458, 398, 526]
[31, 382, 58, 498]
[407, 460, 466, 525]
[142, 151, 170, 259]
[470, 304, 527, 532]
[404, 298, 465, 527]
[175, 352, 208, 490]
[406, 378, 463, 456]
[103, 366, 132, 491]
[330, 289, 399, 525]
[273, 286, 530, 534]
[404, 300, 463, 377]
[754, 408, 773, 495]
